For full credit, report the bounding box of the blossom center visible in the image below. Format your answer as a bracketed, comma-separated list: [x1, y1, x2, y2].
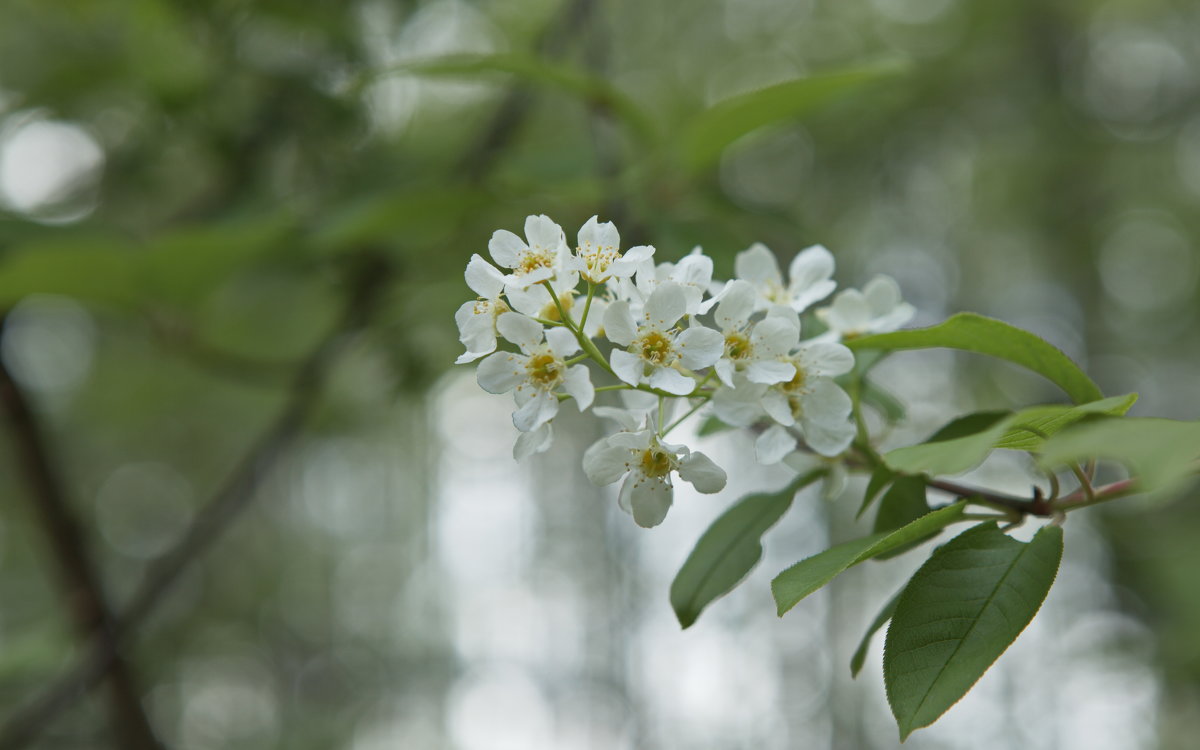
[724, 332, 752, 360]
[539, 293, 574, 322]
[518, 250, 555, 275]
[781, 363, 808, 393]
[526, 353, 563, 388]
[639, 447, 675, 478]
[634, 330, 675, 365]
[580, 244, 619, 282]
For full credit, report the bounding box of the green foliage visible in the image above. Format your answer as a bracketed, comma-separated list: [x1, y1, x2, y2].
[847, 313, 1105, 405]
[872, 476, 932, 560]
[884, 394, 1137, 477]
[772, 502, 966, 616]
[1039, 417, 1200, 495]
[679, 61, 907, 171]
[851, 589, 902, 678]
[884, 523, 1063, 740]
[370, 53, 657, 143]
[670, 472, 821, 628]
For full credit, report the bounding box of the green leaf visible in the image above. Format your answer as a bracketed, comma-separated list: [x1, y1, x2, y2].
[856, 466, 895, 519]
[680, 60, 906, 171]
[861, 379, 907, 423]
[885, 395, 1137, 477]
[670, 472, 821, 628]
[772, 502, 966, 616]
[847, 313, 1104, 405]
[851, 589, 902, 678]
[0, 237, 141, 309]
[925, 411, 1010, 443]
[872, 477, 932, 560]
[697, 415, 735, 437]
[368, 54, 656, 142]
[884, 523, 1063, 740]
[1038, 417, 1200, 495]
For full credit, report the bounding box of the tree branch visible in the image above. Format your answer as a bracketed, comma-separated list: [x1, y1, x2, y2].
[0, 254, 391, 749]
[0, 320, 164, 749]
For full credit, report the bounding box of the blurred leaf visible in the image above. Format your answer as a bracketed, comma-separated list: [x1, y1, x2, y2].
[884, 523, 1063, 740]
[141, 213, 297, 306]
[1038, 417, 1200, 494]
[680, 60, 907, 171]
[851, 588, 902, 678]
[885, 395, 1137, 477]
[925, 411, 1010, 443]
[861, 379, 907, 422]
[369, 54, 656, 143]
[313, 187, 491, 253]
[772, 502, 966, 616]
[670, 471, 821, 628]
[872, 476, 931, 551]
[697, 414, 735, 436]
[0, 237, 140, 308]
[847, 313, 1104, 405]
[856, 465, 895, 519]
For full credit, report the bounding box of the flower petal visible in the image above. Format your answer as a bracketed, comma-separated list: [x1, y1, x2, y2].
[746, 359, 796, 385]
[734, 242, 782, 285]
[512, 388, 558, 432]
[761, 388, 795, 426]
[465, 254, 506, 298]
[751, 316, 799, 357]
[643, 282, 687, 328]
[676, 325, 723, 369]
[786, 244, 836, 311]
[798, 342, 855, 378]
[648, 367, 696, 396]
[497, 312, 545, 353]
[630, 477, 674, 528]
[514, 423, 553, 460]
[525, 214, 566, 255]
[488, 229, 526, 268]
[583, 439, 632, 486]
[562, 364, 594, 411]
[755, 424, 796, 465]
[545, 327, 580, 358]
[610, 349, 644, 386]
[800, 415, 855, 457]
[711, 382, 766, 427]
[476, 352, 525, 394]
[678, 451, 726, 493]
[714, 279, 756, 330]
[602, 301, 637, 346]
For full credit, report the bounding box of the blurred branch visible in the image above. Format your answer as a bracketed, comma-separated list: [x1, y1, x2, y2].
[0, 254, 391, 749]
[0, 320, 165, 749]
[456, 0, 598, 181]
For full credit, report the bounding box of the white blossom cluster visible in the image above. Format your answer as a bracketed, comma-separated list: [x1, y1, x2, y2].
[455, 214, 914, 527]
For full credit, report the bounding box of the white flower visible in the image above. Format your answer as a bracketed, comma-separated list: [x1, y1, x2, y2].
[514, 422, 554, 460]
[454, 254, 509, 364]
[711, 280, 800, 387]
[725, 242, 836, 313]
[582, 428, 726, 528]
[475, 312, 594, 432]
[602, 282, 723, 396]
[624, 248, 714, 315]
[816, 275, 914, 340]
[506, 268, 581, 323]
[566, 216, 655, 284]
[757, 342, 857, 458]
[488, 214, 570, 290]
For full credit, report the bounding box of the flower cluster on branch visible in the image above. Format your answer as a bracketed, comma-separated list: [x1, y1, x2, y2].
[455, 214, 914, 526]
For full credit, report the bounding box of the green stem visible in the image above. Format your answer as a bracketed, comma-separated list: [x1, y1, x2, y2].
[579, 282, 597, 331]
[662, 398, 708, 437]
[541, 281, 577, 332]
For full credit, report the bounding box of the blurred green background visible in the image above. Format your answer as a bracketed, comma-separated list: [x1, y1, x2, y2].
[0, 0, 1198, 747]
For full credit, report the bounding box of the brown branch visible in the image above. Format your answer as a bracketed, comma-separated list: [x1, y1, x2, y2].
[0, 254, 391, 749]
[0, 321, 164, 749]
